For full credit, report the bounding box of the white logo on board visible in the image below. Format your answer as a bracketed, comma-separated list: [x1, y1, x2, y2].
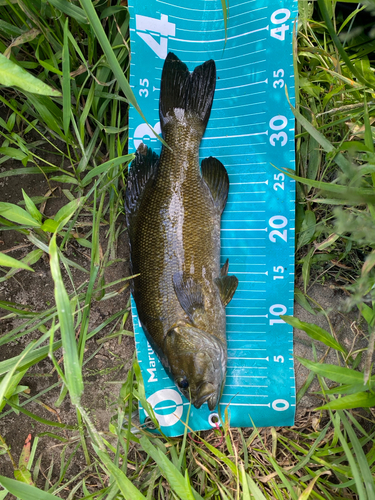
[145, 389, 183, 427]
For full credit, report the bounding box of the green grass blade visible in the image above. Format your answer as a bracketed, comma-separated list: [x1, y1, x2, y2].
[279, 169, 375, 201]
[0, 251, 33, 271]
[282, 316, 347, 354]
[240, 465, 251, 500]
[317, 392, 375, 410]
[139, 436, 202, 500]
[286, 88, 353, 176]
[78, 0, 165, 145]
[0, 341, 61, 376]
[79, 82, 94, 143]
[49, 234, 83, 406]
[0, 341, 35, 410]
[0, 202, 41, 227]
[194, 435, 237, 476]
[297, 358, 367, 385]
[289, 423, 330, 473]
[340, 410, 375, 497]
[0, 146, 29, 162]
[78, 189, 102, 362]
[220, 0, 228, 45]
[317, 0, 371, 88]
[81, 154, 134, 187]
[363, 94, 374, 154]
[54, 197, 82, 230]
[0, 249, 43, 283]
[0, 166, 59, 178]
[48, 0, 87, 24]
[4, 398, 75, 429]
[330, 411, 368, 499]
[94, 447, 147, 500]
[0, 53, 61, 97]
[21, 189, 42, 223]
[62, 19, 71, 137]
[24, 93, 65, 140]
[245, 473, 267, 500]
[0, 476, 59, 500]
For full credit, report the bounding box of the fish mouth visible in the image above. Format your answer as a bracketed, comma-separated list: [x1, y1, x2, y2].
[192, 383, 219, 410]
[207, 393, 219, 411]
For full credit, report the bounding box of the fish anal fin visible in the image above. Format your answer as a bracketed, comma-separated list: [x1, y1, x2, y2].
[173, 272, 205, 324]
[201, 157, 229, 214]
[214, 275, 238, 307]
[125, 144, 159, 236]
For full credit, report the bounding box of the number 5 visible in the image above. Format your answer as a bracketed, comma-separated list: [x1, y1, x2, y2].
[273, 355, 284, 363]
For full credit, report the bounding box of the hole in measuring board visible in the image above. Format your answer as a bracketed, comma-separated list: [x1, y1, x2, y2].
[144, 416, 157, 430]
[208, 413, 220, 428]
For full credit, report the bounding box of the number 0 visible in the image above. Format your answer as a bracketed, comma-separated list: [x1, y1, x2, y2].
[269, 215, 288, 228]
[272, 399, 289, 411]
[269, 115, 288, 131]
[271, 9, 291, 24]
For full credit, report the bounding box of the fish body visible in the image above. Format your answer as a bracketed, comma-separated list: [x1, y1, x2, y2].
[125, 53, 238, 410]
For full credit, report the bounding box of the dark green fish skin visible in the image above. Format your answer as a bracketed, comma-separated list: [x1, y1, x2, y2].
[125, 53, 238, 410]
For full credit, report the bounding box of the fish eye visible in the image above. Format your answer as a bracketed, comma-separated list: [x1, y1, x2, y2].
[177, 378, 189, 389]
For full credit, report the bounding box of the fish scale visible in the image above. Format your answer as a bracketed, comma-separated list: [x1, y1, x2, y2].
[126, 54, 233, 412]
[131, 128, 224, 343]
[128, 0, 297, 436]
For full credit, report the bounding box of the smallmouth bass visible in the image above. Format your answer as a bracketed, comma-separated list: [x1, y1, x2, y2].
[125, 52, 238, 410]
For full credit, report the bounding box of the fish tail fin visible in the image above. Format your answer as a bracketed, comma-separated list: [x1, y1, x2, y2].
[160, 52, 216, 134]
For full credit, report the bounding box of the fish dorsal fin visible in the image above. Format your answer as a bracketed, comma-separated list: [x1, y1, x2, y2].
[214, 274, 238, 307]
[201, 157, 229, 214]
[125, 144, 159, 236]
[160, 52, 216, 134]
[173, 272, 205, 324]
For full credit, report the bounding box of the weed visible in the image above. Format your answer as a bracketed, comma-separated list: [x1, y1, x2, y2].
[0, 0, 375, 499]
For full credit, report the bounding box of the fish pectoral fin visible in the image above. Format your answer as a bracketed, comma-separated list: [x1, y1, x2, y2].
[201, 157, 229, 214]
[173, 272, 205, 323]
[214, 275, 238, 307]
[125, 144, 159, 237]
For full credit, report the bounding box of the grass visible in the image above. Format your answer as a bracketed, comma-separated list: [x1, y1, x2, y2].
[0, 0, 375, 498]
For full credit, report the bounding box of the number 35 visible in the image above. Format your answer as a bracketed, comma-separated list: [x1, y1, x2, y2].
[139, 78, 149, 97]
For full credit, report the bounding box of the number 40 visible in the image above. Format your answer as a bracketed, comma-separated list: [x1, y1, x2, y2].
[136, 14, 176, 59]
[270, 9, 291, 41]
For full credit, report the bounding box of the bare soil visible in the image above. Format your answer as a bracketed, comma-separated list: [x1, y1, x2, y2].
[0, 163, 134, 495]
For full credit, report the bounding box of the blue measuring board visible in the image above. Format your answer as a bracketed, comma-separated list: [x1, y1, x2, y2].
[128, 0, 297, 437]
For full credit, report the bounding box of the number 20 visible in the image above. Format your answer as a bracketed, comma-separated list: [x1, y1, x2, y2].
[269, 215, 288, 243]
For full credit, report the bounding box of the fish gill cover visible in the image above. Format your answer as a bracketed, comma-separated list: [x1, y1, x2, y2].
[128, 0, 297, 437]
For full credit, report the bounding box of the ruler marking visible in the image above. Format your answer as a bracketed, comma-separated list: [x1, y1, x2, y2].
[129, 0, 296, 434]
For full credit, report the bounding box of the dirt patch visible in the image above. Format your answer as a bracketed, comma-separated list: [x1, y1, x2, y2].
[0, 167, 134, 494]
